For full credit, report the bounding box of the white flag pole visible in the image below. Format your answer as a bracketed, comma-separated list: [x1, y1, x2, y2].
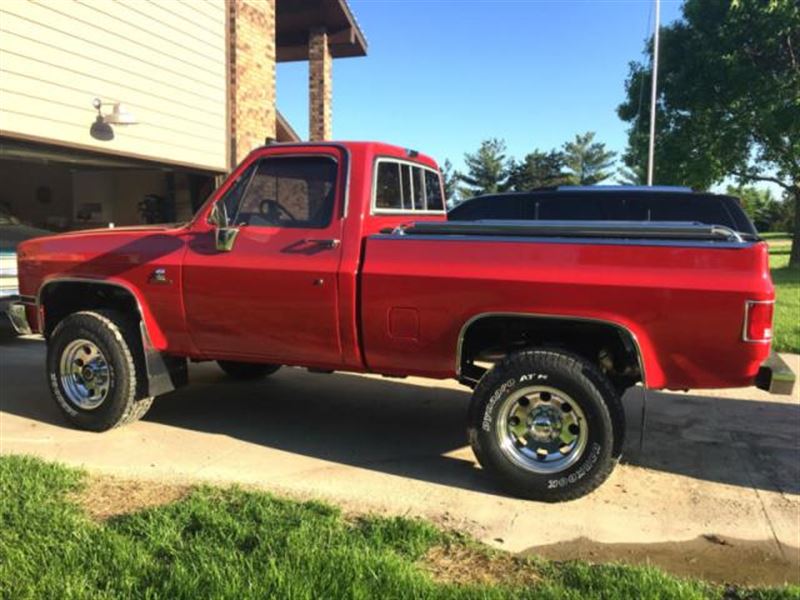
[647, 0, 661, 186]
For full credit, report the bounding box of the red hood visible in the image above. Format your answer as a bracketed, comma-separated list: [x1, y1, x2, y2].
[45, 223, 185, 237]
[16, 224, 189, 297]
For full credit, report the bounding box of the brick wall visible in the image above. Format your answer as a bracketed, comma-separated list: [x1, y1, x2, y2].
[229, 0, 276, 167]
[309, 27, 332, 141]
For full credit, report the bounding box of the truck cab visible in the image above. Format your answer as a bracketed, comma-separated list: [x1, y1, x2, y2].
[180, 142, 446, 370]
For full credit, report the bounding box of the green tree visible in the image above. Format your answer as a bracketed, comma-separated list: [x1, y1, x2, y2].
[440, 159, 460, 205]
[459, 138, 509, 197]
[507, 150, 569, 191]
[726, 185, 791, 232]
[618, 0, 800, 265]
[562, 132, 617, 185]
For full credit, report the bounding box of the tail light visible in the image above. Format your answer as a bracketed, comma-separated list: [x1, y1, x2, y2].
[743, 300, 774, 342]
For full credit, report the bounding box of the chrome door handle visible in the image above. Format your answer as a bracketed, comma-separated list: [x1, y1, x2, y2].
[304, 238, 340, 249]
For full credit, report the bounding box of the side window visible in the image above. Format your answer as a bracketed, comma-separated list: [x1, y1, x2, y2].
[376, 162, 402, 209]
[374, 159, 446, 213]
[424, 170, 444, 210]
[447, 199, 483, 220]
[229, 156, 338, 228]
[537, 195, 606, 220]
[400, 164, 412, 209]
[647, 197, 733, 227]
[448, 196, 521, 220]
[411, 167, 425, 210]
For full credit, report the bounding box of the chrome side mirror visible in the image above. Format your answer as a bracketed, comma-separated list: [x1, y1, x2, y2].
[209, 202, 227, 228]
[209, 202, 238, 252]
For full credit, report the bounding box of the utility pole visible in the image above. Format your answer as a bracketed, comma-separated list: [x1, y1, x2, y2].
[647, 0, 660, 186]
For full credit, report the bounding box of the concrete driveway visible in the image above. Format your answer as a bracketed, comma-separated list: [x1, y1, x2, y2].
[1, 325, 798, 584]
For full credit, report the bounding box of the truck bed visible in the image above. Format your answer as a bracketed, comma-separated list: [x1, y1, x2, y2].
[360, 227, 772, 390]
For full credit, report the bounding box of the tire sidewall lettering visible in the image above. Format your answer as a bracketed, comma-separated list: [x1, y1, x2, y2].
[519, 373, 548, 383]
[482, 377, 516, 432]
[546, 442, 601, 489]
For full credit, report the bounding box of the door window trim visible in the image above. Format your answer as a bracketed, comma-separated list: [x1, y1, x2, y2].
[213, 153, 341, 229]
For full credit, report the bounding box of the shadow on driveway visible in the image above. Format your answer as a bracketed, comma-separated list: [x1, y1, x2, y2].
[1, 327, 797, 496]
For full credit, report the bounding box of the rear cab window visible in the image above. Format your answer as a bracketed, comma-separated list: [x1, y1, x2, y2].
[373, 158, 445, 214]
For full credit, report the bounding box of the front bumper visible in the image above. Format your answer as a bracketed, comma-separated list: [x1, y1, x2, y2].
[6, 301, 32, 335]
[755, 352, 796, 395]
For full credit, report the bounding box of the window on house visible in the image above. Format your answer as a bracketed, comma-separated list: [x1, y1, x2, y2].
[373, 159, 445, 213]
[228, 156, 338, 228]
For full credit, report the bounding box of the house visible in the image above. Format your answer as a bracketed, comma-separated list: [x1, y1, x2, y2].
[0, 0, 367, 229]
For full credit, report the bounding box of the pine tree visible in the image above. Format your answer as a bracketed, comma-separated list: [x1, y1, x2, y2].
[507, 150, 570, 191]
[440, 159, 460, 204]
[562, 132, 616, 185]
[459, 139, 510, 197]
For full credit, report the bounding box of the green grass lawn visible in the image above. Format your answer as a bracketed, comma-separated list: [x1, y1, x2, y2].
[1, 455, 796, 600]
[766, 236, 799, 354]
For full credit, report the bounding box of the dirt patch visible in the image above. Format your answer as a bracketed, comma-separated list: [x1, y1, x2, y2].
[75, 475, 193, 521]
[422, 543, 540, 587]
[524, 535, 800, 587]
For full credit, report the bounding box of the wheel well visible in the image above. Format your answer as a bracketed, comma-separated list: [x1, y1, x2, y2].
[459, 315, 643, 388]
[458, 315, 642, 459]
[40, 281, 141, 338]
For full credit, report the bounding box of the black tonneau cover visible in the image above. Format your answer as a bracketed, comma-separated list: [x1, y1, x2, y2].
[396, 220, 745, 242]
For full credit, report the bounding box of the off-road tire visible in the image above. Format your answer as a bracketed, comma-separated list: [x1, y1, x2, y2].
[47, 310, 154, 432]
[217, 361, 281, 380]
[468, 349, 618, 502]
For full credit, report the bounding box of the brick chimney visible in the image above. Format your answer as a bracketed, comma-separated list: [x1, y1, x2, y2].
[229, 0, 276, 167]
[308, 27, 332, 141]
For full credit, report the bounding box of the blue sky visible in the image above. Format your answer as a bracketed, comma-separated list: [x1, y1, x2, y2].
[277, 0, 684, 175]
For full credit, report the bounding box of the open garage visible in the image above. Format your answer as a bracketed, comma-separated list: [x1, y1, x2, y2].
[0, 139, 216, 231]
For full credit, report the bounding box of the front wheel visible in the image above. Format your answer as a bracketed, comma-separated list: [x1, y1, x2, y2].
[47, 310, 153, 432]
[468, 349, 618, 502]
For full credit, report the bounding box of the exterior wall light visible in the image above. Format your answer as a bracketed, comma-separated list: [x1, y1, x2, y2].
[92, 98, 138, 125]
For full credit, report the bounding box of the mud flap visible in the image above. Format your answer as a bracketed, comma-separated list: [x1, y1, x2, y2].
[140, 322, 187, 397]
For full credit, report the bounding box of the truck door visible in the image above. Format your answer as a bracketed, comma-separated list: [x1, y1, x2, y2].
[182, 149, 345, 366]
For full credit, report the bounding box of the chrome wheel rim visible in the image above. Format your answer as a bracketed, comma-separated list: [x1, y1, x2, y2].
[59, 339, 111, 410]
[495, 385, 588, 474]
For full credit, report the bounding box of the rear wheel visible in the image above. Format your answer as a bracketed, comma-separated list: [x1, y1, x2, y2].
[217, 361, 281, 380]
[468, 349, 617, 502]
[47, 310, 153, 432]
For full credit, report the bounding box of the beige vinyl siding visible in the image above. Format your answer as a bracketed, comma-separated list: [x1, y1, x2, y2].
[0, 0, 227, 172]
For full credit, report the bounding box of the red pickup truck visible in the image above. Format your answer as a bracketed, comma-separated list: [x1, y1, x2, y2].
[11, 141, 795, 502]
